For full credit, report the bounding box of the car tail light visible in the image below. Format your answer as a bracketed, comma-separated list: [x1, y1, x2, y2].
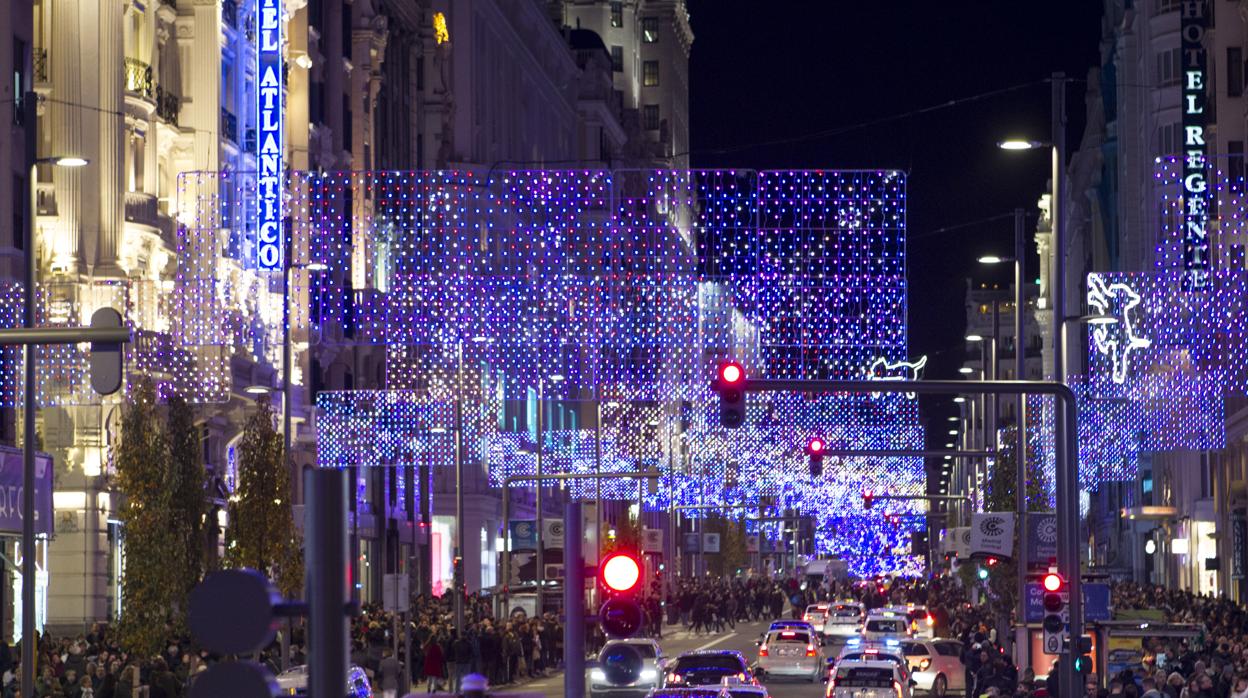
[926, 613, 934, 625]
[826, 678, 837, 696]
[919, 658, 931, 671]
[911, 620, 918, 633]
[759, 646, 769, 657]
[737, 673, 747, 682]
[806, 645, 817, 657]
[668, 674, 683, 685]
[894, 680, 904, 698]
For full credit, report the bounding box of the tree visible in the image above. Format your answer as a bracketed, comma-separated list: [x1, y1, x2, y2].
[114, 380, 181, 658]
[224, 395, 303, 597]
[705, 515, 747, 578]
[979, 425, 1050, 622]
[166, 395, 208, 610]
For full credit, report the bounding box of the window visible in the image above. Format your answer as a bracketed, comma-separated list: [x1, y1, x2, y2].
[12, 40, 26, 125]
[643, 104, 660, 130]
[1231, 141, 1244, 191]
[1157, 122, 1182, 155]
[611, 45, 623, 72]
[1157, 47, 1181, 86]
[1230, 48, 1244, 97]
[610, 1, 623, 28]
[13, 175, 24, 249]
[642, 16, 659, 42]
[643, 60, 659, 86]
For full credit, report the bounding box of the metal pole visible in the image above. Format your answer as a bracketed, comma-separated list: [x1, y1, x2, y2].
[1014, 208, 1030, 669]
[564, 500, 585, 698]
[991, 300, 1000, 452]
[21, 90, 37, 698]
[454, 342, 465, 635]
[308, 468, 348, 698]
[535, 379, 544, 616]
[420, 452, 432, 596]
[281, 237, 293, 673]
[1051, 72, 1083, 698]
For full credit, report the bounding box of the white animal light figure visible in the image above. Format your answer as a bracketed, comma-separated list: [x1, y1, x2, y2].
[865, 355, 928, 398]
[1086, 273, 1152, 384]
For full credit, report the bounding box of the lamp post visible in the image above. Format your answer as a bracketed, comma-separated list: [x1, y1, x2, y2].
[978, 207, 1029, 656]
[21, 91, 89, 698]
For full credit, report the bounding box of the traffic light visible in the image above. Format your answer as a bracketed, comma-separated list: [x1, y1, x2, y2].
[806, 437, 825, 477]
[89, 308, 126, 395]
[1041, 572, 1068, 656]
[863, 490, 875, 509]
[1073, 654, 1093, 674]
[714, 361, 747, 428]
[595, 552, 645, 686]
[188, 570, 284, 698]
[977, 566, 989, 580]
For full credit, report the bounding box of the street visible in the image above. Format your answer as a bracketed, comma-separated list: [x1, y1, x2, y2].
[523, 619, 843, 698]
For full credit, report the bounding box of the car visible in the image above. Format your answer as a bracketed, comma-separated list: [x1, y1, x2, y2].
[275, 664, 373, 697]
[663, 650, 756, 688]
[900, 639, 966, 697]
[826, 660, 915, 698]
[647, 678, 771, 698]
[831, 645, 913, 682]
[823, 603, 865, 637]
[755, 628, 824, 683]
[804, 603, 831, 628]
[861, 613, 911, 641]
[762, 620, 820, 644]
[591, 638, 669, 698]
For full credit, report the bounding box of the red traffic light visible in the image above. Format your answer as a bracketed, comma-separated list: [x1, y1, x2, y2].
[1042, 572, 1064, 593]
[719, 361, 744, 385]
[601, 552, 642, 594]
[807, 437, 825, 454]
[863, 491, 875, 509]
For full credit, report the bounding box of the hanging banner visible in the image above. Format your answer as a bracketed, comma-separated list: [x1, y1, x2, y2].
[702, 532, 721, 554]
[508, 520, 538, 551]
[745, 535, 760, 553]
[970, 513, 1015, 558]
[641, 528, 664, 553]
[1027, 514, 1058, 569]
[683, 533, 701, 553]
[0, 448, 53, 536]
[542, 519, 564, 549]
[1181, 0, 1210, 289]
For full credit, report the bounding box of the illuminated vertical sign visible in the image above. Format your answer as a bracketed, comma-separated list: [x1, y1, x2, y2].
[1181, 0, 1209, 289]
[256, 0, 283, 270]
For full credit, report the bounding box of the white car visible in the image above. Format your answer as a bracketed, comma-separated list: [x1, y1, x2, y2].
[823, 603, 865, 637]
[901, 606, 935, 639]
[861, 613, 911, 641]
[900, 639, 966, 697]
[833, 645, 911, 682]
[591, 638, 668, 698]
[275, 664, 372, 697]
[804, 603, 831, 629]
[756, 628, 823, 683]
[826, 660, 915, 698]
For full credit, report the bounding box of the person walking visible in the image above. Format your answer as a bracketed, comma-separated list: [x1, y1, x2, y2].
[423, 637, 446, 693]
[378, 648, 401, 698]
[451, 632, 473, 693]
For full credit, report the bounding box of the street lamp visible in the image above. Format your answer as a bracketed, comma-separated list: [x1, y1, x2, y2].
[22, 91, 89, 698]
[996, 139, 1046, 151]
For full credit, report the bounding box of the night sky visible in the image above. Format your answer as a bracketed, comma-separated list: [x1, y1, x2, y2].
[686, 2, 1104, 472]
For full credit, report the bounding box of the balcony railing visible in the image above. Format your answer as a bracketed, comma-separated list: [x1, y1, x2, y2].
[155, 85, 180, 126]
[124, 58, 153, 99]
[222, 0, 237, 28]
[124, 192, 159, 227]
[33, 49, 48, 83]
[221, 108, 238, 144]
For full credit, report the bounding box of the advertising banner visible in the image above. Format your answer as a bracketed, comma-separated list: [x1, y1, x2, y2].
[702, 532, 721, 554]
[542, 519, 564, 549]
[745, 535, 760, 553]
[970, 513, 1015, 558]
[683, 533, 701, 553]
[0, 449, 53, 536]
[509, 520, 538, 551]
[1027, 514, 1058, 569]
[642, 528, 664, 553]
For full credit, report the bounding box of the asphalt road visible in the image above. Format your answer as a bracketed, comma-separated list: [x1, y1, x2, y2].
[522, 619, 839, 698]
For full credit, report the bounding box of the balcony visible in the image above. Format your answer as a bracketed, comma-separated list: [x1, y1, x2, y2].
[155, 85, 180, 126]
[124, 191, 159, 228]
[124, 58, 153, 100]
[222, 0, 237, 28]
[33, 49, 47, 83]
[221, 108, 238, 144]
[244, 127, 256, 153]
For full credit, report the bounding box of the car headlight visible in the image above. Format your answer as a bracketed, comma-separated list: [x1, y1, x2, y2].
[591, 669, 607, 682]
[641, 669, 658, 682]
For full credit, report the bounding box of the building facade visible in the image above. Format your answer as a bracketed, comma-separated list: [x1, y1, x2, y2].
[9, 0, 691, 634]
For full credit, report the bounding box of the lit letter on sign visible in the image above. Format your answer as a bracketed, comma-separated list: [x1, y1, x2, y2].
[1181, 0, 1209, 289]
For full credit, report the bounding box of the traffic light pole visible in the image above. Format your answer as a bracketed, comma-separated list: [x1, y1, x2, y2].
[565, 499, 585, 698]
[728, 377, 1082, 674]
